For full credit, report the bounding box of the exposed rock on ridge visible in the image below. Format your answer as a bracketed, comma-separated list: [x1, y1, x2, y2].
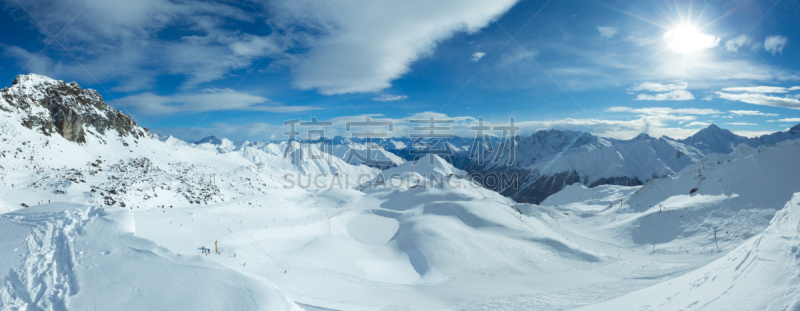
[0, 74, 149, 143]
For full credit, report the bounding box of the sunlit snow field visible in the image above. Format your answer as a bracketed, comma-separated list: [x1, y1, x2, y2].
[2, 104, 800, 309]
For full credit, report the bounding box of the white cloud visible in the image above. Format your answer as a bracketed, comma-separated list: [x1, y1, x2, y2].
[597, 26, 618, 38]
[606, 106, 633, 113]
[765, 36, 788, 56]
[729, 110, 779, 117]
[725, 122, 757, 126]
[607, 107, 721, 115]
[722, 86, 792, 93]
[733, 130, 777, 138]
[155, 111, 715, 142]
[716, 92, 800, 110]
[470, 52, 486, 62]
[371, 94, 408, 102]
[4, 0, 275, 91]
[272, 0, 519, 95]
[628, 82, 688, 92]
[650, 58, 800, 82]
[634, 90, 694, 101]
[684, 121, 711, 127]
[723, 34, 762, 52]
[628, 81, 695, 101]
[115, 89, 320, 115]
[774, 118, 800, 122]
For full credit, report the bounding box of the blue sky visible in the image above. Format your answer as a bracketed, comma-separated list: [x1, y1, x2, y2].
[1, 0, 799, 141]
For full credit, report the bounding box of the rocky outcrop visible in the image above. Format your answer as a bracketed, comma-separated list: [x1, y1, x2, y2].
[0, 74, 150, 143]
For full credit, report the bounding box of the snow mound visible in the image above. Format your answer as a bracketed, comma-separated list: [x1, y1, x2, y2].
[0, 203, 300, 311]
[282, 176, 607, 286]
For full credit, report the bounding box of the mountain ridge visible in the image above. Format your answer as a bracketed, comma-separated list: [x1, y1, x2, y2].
[4, 74, 800, 205]
[0, 74, 150, 143]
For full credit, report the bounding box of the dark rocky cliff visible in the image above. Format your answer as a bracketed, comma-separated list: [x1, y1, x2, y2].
[0, 74, 149, 143]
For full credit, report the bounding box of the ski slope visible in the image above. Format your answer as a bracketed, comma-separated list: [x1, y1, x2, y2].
[580, 192, 800, 310]
[0, 203, 300, 310]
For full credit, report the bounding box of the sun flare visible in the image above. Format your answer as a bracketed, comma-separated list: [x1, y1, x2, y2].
[664, 24, 720, 54]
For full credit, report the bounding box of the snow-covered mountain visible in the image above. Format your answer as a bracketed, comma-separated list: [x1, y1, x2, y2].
[675, 124, 749, 154]
[461, 131, 703, 204]
[676, 123, 800, 154]
[460, 125, 800, 204]
[179, 124, 799, 205]
[0, 74, 150, 143]
[187, 136, 405, 169]
[750, 122, 800, 146]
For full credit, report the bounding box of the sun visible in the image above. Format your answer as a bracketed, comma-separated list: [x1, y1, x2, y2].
[663, 24, 720, 54]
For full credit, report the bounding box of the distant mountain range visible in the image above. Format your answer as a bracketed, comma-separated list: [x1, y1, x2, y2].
[184, 122, 800, 204]
[4, 73, 799, 204]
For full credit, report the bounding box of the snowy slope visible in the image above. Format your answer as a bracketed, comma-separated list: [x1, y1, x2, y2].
[536, 140, 800, 255]
[126, 153, 612, 309]
[541, 183, 641, 207]
[580, 192, 800, 310]
[620, 140, 800, 249]
[0, 203, 300, 311]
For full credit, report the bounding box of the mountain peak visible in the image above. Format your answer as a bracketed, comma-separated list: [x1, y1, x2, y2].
[12, 73, 61, 87]
[680, 123, 745, 154]
[1, 73, 149, 143]
[790, 123, 800, 133]
[691, 123, 735, 138]
[195, 136, 222, 145]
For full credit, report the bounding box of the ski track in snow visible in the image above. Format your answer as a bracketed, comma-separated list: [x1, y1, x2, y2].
[0, 207, 88, 310]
